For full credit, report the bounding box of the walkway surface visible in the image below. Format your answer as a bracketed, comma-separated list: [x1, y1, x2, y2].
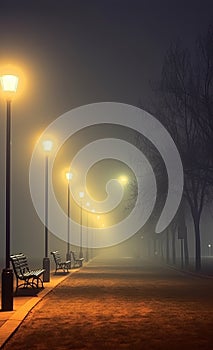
[0, 268, 74, 348]
[1, 256, 213, 349]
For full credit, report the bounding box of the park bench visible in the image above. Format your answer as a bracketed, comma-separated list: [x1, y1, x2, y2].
[10, 253, 45, 293]
[70, 251, 84, 268]
[51, 251, 71, 274]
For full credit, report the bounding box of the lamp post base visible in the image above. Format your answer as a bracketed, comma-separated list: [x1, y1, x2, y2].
[66, 251, 71, 269]
[79, 250, 83, 259]
[43, 257, 50, 282]
[1, 268, 13, 311]
[66, 251, 71, 261]
[86, 249, 89, 262]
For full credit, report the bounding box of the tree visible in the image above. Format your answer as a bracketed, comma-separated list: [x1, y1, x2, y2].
[154, 26, 213, 271]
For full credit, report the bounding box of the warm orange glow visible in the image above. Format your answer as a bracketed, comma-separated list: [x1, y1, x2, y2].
[0, 75, 19, 92]
[59, 167, 78, 187]
[0, 63, 26, 100]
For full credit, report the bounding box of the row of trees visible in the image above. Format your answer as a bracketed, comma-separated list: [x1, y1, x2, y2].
[152, 24, 213, 270]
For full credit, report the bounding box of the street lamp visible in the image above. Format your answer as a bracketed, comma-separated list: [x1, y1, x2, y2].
[118, 175, 128, 185]
[91, 209, 95, 259]
[79, 191, 84, 259]
[86, 202, 90, 261]
[66, 172, 73, 262]
[42, 139, 53, 282]
[1, 74, 19, 311]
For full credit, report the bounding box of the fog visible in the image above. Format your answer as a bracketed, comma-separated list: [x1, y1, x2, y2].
[0, 1, 212, 269]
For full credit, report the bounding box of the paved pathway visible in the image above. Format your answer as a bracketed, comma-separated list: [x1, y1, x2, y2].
[1, 256, 213, 349]
[0, 270, 73, 348]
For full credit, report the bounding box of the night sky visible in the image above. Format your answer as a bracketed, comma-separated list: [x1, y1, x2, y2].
[0, 0, 212, 264]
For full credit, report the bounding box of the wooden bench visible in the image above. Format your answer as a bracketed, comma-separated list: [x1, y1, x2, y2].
[70, 251, 84, 268]
[10, 253, 45, 292]
[51, 251, 71, 274]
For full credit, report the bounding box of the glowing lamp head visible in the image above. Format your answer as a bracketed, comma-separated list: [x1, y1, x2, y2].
[79, 191, 84, 199]
[0, 74, 19, 93]
[66, 172, 73, 181]
[42, 140, 53, 152]
[118, 175, 128, 185]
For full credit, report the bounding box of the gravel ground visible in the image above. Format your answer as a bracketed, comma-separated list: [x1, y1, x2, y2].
[2, 257, 213, 350]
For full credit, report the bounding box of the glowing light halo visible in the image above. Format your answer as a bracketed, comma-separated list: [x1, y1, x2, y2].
[68, 138, 157, 248]
[29, 102, 183, 248]
[70, 137, 156, 216]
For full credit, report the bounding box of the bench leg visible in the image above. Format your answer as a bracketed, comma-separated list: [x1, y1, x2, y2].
[32, 276, 44, 289]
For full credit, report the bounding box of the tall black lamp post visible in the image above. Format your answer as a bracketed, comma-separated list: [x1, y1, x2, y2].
[66, 171, 73, 262]
[1, 74, 19, 311]
[79, 191, 84, 259]
[86, 201, 90, 261]
[42, 140, 53, 282]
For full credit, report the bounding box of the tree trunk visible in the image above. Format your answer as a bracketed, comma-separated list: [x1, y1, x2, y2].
[153, 235, 157, 257]
[184, 231, 189, 267]
[193, 215, 201, 271]
[171, 228, 176, 265]
[166, 229, 169, 264]
[160, 235, 164, 261]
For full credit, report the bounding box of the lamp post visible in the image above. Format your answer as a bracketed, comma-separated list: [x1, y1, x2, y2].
[42, 140, 53, 282]
[66, 172, 73, 262]
[79, 191, 84, 259]
[86, 202, 90, 261]
[91, 209, 95, 259]
[1, 74, 19, 311]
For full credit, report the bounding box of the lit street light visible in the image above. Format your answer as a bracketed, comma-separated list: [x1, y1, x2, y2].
[1, 74, 19, 311]
[118, 175, 129, 185]
[79, 191, 84, 259]
[66, 172, 73, 262]
[208, 243, 212, 257]
[42, 140, 53, 282]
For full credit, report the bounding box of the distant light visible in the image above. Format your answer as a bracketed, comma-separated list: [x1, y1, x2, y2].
[66, 172, 73, 181]
[208, 244, 212, 248]
[0, 74, 19, 93]
[91, 209, 95, 213]
[86, 202, 90, 207]
[79, 191, 84, 199]
[97, 215, 100, 220]
[42, 140, 53, 152]
[118, 175, 128, 185]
